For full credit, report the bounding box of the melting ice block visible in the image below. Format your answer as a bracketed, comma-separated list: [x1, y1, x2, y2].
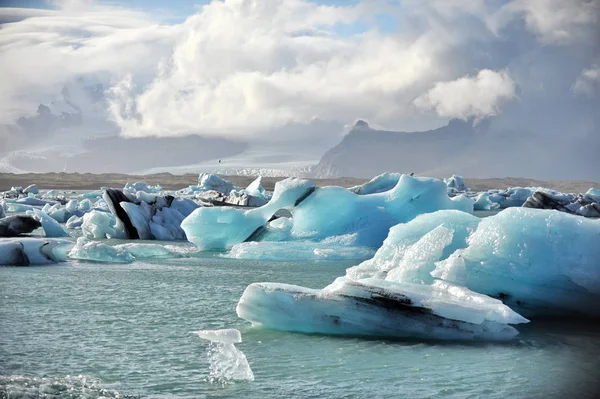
[348, 172, 401, 195]
[225, 239, 375, 261]
[0, 215, 41, 237]
[237, 277, 526, 341]
[437, 208, 600, 316]
[290, 175, 473, 247]
[30, 209, 70, 238]
[68, 237, 134, 264]
[184, 175, 472, 251]
[349, 208, 600, 317]
[182, 178, 316, 250]
[193, 329, 254, 382]
[0, 238, 72, 266]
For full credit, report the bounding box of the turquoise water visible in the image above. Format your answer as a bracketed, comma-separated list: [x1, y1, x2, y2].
[2, 255, 600, 398]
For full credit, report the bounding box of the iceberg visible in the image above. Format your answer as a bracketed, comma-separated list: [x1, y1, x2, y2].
[197, 173, 238, 195]
[182, 178, 316, 250]
[0, 215, 41, 237]
[15, 197, 52, 207]
[102, 189, 200, 240]
[29, 209, 70, 238]
[0, 204, 5, 219]
[289, 175, 473, 247]
[23, 184, 39, 195]
[433, 208, 600, 316]
[523, 189, 600, 218]
[81, 210, 126, 239]
[184, 175, 472, 251]
[472, 192, 499, 211]
[444, 175, 469, 194]
[193, 329, 254, 383]
[352, 208, 600, 317]
[225, 239, 375, 261]
[123, 181, 163, 194]
[114, 243, 181, 259]
[66, 215, 84, 229]
[348, 172, 401, 195]
[0, 238, 72, 266]
[237, 277, 527, 341]
[68, 237, 134, 264]
[484, 187, 536, 209]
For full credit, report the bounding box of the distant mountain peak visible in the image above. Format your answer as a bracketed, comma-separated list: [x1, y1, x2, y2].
[353, 120, 369, 128]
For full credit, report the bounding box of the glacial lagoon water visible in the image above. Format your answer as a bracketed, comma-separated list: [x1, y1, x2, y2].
[2, 253, 600, 398]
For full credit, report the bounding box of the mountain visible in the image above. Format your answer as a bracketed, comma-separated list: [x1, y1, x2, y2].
[312, 119, 600, 181]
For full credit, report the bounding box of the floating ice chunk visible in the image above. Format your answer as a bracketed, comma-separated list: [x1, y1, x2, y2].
[124, 181, 163, 194]
[442, 208, 600, 316]
[352, 208, 600, 317]
[79, 190, 104, 199]
[81, 210, 126, 239]
[0, 238, 72, 265]
[290, 175, 473, 247]
[114, 243, 178, 259]
[102, 189, 198, 240]
[66, 215, 84, 229]
[23, 184, 39, 194]
[237, 278, 526, 341]
[347, 210, 480, 281]
[30, 209, 70, 238]
[198, 173, 238, 195]
[120, 202, 153, 240]
[15, 197, 51, 206]
[226, 240, 375, 261]
[523, 189, 600, 218]
[585, 188, 600, 202]
[486, 187, 536, 208]
[78, 199, 93, 212]
[244, 176, 267, 198]
[473, 192, 499, 211]
[68, 237, 134, 263]
[444, 175, 469, 193]
[42, 190, 61, 199]
[348, 172, 401, 195]
[0, 215, 41, 237]
[182, 178, 316, 250]
[193, 329, 254, 382]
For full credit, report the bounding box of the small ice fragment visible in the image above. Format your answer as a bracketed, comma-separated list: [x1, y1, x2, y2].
[193, 329, 254, 383]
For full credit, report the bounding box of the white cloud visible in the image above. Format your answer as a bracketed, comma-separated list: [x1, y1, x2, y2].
[489, 0, 599, 45]
[413, 69, 516, 120]
[0, 0, 597, 145]
[572, 65, 600, 95]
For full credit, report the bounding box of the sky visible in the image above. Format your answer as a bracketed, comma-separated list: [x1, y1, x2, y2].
[0, 0, 598, 158]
